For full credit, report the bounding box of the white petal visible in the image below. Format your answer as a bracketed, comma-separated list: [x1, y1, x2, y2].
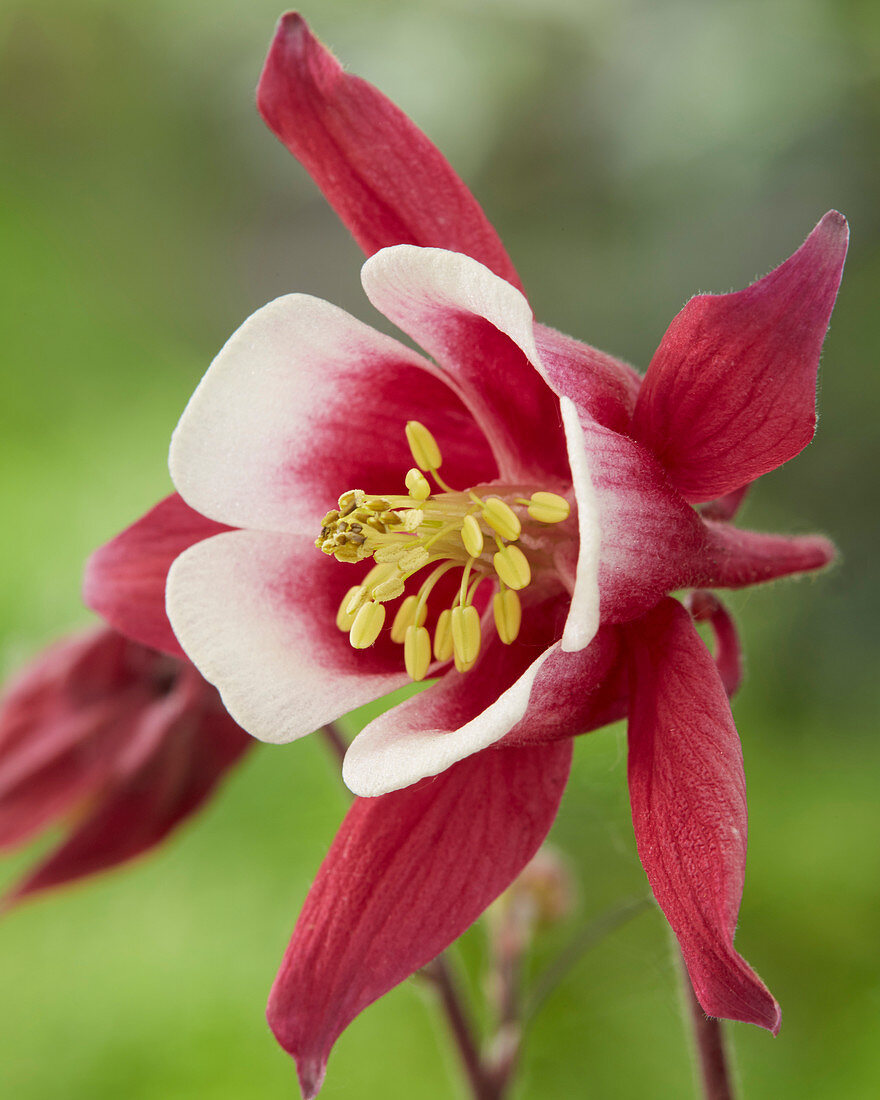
[166, 530, 408, 744]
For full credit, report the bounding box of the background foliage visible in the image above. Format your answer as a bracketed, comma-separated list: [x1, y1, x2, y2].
[1, 1, 878, 1096]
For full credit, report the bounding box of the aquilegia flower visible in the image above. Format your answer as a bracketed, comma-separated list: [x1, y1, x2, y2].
[0, 627, 250, 907]
[81, 13, 847, 1096]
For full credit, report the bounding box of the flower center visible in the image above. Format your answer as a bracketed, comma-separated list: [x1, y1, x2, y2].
[315, 422, 571, 682]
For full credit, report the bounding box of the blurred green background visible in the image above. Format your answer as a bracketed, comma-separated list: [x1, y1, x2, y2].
[1, 1, 878, 1096]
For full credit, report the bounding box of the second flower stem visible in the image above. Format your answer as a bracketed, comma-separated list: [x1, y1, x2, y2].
[682, 959, 737, 1100]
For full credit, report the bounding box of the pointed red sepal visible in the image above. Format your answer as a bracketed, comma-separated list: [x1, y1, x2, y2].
[83, 494, 230, 658]
[257, 13, 522, 290]
[626, 599, 780, 1032]
[267, 740, 572, 1094]
[631, 212, 848, 502]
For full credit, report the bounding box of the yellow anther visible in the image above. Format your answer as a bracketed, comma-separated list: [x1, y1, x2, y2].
[344, 584, 370, 617]
[405, 421, 443, 471]
[481, 497, 521, 541]
[405, 468, 431, 501]
[493, 588, 522, 645]
[374, 544, 408, 564]
[336, 586, 363, 631]
[461, 514, 484, 557]
[391, 595, 427, 643]
[434, 609, 454, 661]
[451, 604, 482, 671]
[371, 575, 406, 603]
[493, 544, 531, 590]
[338, 489, 365, 516]
[365, 497, 391, 512]
[404, 625, 432, 681]
[527, 491, 570, 524]
[398, 546, 430, 574]
[349, 601, 386, 648]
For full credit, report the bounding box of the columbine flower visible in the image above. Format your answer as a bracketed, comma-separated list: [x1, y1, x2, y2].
[82, 14, 847, 1096]
[0, 627, 250, 907]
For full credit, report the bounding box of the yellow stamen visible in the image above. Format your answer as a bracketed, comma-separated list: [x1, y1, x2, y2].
[405, 468, 431, 501]
[405, 421, 443, 471]
[526, 491, 570, 524]
[451, 604, 481, 671]
[404, 625, 432, 681]
[336, 586, 363, 631]
[494, 544, 531, 590]
[493, 588, 522, 644]
[349, 601, 385, 648]
[482, 497, 521, 541]
[434, 609, 454, 661]
[391, 595, 427, 643]
[461, 513, 484, 557]
[371, 575, 405, 602]
[344, 584, 370, 617]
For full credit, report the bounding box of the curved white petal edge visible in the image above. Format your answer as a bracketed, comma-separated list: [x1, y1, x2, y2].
[559, 397, 601, 652]
[342, 643, 559, 797]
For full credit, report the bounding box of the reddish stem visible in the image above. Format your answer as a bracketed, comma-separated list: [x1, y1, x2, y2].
[420, 956, 511, 1100]
[683, 966, 737, 1100]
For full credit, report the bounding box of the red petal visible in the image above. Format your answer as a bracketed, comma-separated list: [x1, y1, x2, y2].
[626, 599, 780, 1032]
[533, 323, 642, 435]
[3, 665, 250, 906]
[257, 14, 521, 290]
[83, 494, 231, 658]
[631, 212, 848, 502]
[267, 740, 572, 1096]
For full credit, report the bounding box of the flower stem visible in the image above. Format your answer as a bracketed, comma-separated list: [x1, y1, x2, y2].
[419, 956, 509, 1100]
[320, 721, 349, 767]
[682, 959, 737, 1100]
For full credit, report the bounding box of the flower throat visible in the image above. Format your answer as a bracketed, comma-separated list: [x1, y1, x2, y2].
[315, 422, 570, 682]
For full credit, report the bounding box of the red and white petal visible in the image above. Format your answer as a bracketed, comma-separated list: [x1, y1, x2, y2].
[84, 494, 230, 659]
[626, 598, 780, 1032]
[169, 294, 496, 534]
[3, 667, 250, 907]
[268, 739, 572, 1097]
[698, 521, 836, 589]
[166, 530, 409, 745]
[361, 246, 570, 482]
[631, 212, 849, 503]
[558, 398, 600, 650]
[534, 323, 642, 434]
[257, 14, 522, 290]
[501, 625, 628, 747]
[343, 591, 571, 795]
[562, 403, 709, 626]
